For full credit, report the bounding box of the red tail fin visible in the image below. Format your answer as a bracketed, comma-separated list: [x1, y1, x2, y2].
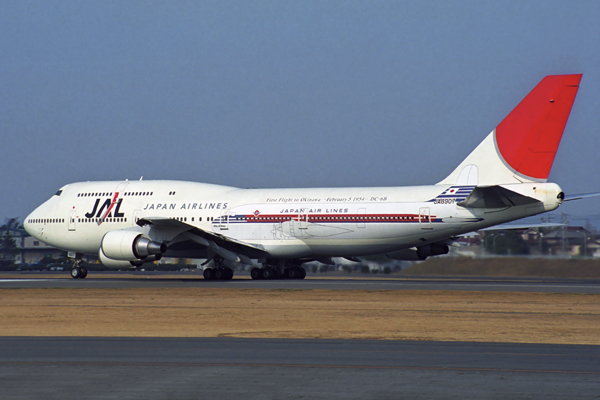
[495, 74, 582, 180]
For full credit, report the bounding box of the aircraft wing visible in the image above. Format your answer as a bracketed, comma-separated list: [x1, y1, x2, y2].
[563, 192, 600, 202]
[137, 217, 269, 264]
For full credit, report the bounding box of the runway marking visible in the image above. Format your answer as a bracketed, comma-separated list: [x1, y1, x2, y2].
[7, 345, 599, 359]
[228, 280, 600, 290]
[2, 277, 599, 293]
[1, 361, 598, 375]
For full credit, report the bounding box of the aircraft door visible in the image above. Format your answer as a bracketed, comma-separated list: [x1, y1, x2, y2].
[68, 211, 76, 231]
[298, 208, 309, 230]
[133, 210, 142, 226]
[114, 182, 129, 198]
[419, 207, 433, 229]
[357, 208, 366, 228]
[114, 182, 130, 224]
[219, 209, 232, 230]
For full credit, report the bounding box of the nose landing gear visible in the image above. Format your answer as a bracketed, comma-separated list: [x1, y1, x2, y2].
[70, 257, 88, 279]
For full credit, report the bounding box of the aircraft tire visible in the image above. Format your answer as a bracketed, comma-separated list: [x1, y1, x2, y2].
[214, 268, 226, 280]
[71, 267, 81, 279]
[261, 267, 273, 280]
[203, 268, 215, 280]
[79, 267, 88, 279]
[298, 267, 306, 280]
[250, 268, 262, 280]
[285, 268, 298, 279]
[225, 268, 234, 280]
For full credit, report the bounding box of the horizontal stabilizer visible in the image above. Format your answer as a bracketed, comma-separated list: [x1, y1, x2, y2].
[563, 192, 600, 202]
[479, 222, 564, 231]
[458, 186, 541, 209]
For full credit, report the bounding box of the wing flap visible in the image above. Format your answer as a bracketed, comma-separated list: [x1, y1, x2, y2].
[137, 217, 268, 261]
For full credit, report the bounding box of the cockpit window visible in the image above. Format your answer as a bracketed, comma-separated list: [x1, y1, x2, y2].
[54, 190, 63, 196]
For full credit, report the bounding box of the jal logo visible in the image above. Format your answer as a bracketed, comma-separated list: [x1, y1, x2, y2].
[85, 194, 125, 218]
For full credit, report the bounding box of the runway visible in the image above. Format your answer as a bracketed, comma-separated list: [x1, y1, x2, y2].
[1, 272, 600, 293]
[1, 337, 598, 399]
[2, 274, 599, 398]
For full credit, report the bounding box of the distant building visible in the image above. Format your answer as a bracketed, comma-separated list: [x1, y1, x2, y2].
[543, 226, 600, 257]
[19, 236, 65, 264]
[449, 226, 600, 258]
[0, 228, 65, 264]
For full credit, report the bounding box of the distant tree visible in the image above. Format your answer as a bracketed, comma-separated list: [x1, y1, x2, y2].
[0, 231, 18, 262]
[0, 217, 23, 231]
[0, 218, 23, 262]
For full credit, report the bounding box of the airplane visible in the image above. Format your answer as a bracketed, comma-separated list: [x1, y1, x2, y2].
[24, 74, 586, 280]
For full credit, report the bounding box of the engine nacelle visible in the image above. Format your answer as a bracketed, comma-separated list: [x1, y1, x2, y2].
[416, 243, 449, 260]
[99, 248, 163, 268]
[98, 247, 136, 268]
[130, 254, 162, 267]
[101, 230, 167, 261]
[387, 243, 449, 261]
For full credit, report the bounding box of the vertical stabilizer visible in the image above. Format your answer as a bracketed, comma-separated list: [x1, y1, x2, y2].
[439, 74, 581, 186]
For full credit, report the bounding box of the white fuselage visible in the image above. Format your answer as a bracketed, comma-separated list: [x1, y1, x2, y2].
[24, 180, 563, 261]
[22, 75, 582, 268]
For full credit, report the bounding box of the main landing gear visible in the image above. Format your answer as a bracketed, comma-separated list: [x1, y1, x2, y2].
[70, 258, 88, 279]
[202, 256, 234, 281]
[201, 257, 306, 281]
[250, 261, 306, 280]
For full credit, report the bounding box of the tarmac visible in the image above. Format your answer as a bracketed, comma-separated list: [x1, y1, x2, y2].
[2, 271, 600, 293]
[1, 272, 599, 399]
[1, 337, 599, 399]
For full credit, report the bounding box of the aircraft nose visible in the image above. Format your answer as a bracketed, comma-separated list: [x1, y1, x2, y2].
[24, 208, 41, 237]
[23, 212, 33, 234]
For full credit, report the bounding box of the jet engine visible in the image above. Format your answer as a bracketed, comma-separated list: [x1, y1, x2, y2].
[98, 249, 137, 268]
[416, 243, 449, 259]
[98, 248, 163, 268]
[387, 243, 449, 261]
[100, 230, 166, 261]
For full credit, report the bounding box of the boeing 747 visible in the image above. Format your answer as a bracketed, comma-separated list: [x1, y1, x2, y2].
[24, 74, 587, 279]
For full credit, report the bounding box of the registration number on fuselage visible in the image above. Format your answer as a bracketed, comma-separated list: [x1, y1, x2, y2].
[433, 198, 456, 204]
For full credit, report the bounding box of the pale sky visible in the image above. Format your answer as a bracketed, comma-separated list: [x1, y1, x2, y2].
[1, 0, 599, 224]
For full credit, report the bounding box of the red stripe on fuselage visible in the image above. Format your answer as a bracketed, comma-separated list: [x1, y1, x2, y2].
[241, 214, 435, 223]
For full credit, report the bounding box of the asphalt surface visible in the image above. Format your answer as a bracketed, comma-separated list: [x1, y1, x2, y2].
[1, 272, 600, 293]
[2, 274, 599, 398]
[1, 337, 598, 400]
